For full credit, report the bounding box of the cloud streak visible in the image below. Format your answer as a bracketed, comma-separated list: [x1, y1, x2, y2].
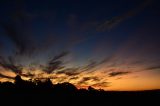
[0, 56, 22, 74]
[146, 65, 160, 71]
[96, 0, 152, 31]
[42, 51, 68, 74]
[0, 73, 14, 79]
[108, 71, 131, 77]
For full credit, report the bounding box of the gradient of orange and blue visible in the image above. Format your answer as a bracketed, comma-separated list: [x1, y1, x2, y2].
[0, 0, 160, 91]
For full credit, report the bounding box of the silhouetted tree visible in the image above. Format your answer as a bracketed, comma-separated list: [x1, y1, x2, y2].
[88, 86, 96, 91]
[14, 75, 24, 87]
[0, 75, 159, 106]
[53, 82, 77, 93]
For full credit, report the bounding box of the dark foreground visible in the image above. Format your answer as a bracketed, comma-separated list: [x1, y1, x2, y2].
[0, 75, 159, 106]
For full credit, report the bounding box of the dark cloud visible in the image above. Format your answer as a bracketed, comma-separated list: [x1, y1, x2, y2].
[55, 58, 109, 77]
[42, 52, 68, 73]
[0, 0, 60, 59]
[54, 58, 110, 76]
[35, 75, 59, 80]
[77, 77, 90, 85]
[82, 58, 109, 71]
[146, 65, 160, 70]
[20, 72, 35, 78]
[91, 77, 100, 82]
[69, 76, 79, 80]
[82, 77, 92, 81]
[82, 60, 97, 71]
[0, 73, 14, 80]
[91, 82, 109, 87]
[0, 0, 36, 56]
[96, 0, 152, 31]
[0, 56, 22, 74]
[78, 76, 100, 85]
[43, 60, 64, 74]
[0, 22, 28, 55]
[57, 67, 80, 76]
[49, 51, 68, 62]
[108, 71, 130, 77]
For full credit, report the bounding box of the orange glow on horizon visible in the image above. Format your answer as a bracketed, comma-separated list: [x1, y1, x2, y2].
[0, 66, 160, 91]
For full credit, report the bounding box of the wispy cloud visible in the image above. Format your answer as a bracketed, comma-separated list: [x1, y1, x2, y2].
[0, 73, 14, 79]
[146, 65, 160, 70]
[56, 67, 80, 76]
[42, 51, 68, 74]
[96, 0, 152, 31]
[0, 56, 22, 74]
[91, 82, 110, 87]
[108, 71, 131, 77]
[0, 0, 36, 56]
[77, 76, 101, 85]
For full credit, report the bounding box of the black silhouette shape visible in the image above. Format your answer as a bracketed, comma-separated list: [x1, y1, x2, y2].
[0, 75, 159, 106]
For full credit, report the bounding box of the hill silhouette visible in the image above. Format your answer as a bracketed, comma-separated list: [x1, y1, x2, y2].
[0, 75, 159, 106]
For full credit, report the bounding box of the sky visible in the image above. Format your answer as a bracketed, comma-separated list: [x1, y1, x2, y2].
[0, 0, 160, 91]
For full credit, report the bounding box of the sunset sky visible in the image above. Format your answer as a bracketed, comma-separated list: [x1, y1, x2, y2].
[0, 0, 160, 91]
